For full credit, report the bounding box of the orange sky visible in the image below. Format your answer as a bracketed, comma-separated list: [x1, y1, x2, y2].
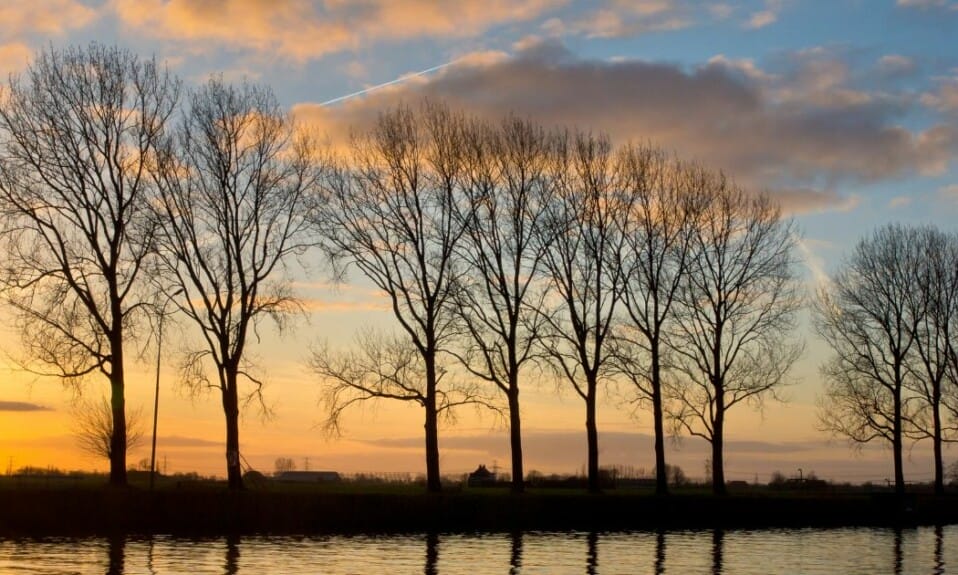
[1, 0, 957, 485]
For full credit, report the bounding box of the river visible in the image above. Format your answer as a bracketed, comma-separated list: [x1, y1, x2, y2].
[0, 526, 954, 574]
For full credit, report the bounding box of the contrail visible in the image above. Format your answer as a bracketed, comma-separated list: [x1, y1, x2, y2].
[320, 59, 460, 106]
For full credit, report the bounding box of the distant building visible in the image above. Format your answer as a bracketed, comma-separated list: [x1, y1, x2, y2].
[276, 471, 341, 483]
[467, 464, 497, 487]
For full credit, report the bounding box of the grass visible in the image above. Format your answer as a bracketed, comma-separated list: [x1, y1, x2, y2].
[0, 473, 955, 537]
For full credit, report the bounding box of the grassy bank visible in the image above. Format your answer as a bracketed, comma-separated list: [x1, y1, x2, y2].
[1, 482, 956, 536]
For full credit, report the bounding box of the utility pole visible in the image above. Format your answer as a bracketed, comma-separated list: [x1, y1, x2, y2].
[150, 289, 183, 490]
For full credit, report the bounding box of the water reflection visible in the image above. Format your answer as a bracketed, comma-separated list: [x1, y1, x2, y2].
[654, 530, 666, 575]
[1, 525, 953, 574]
[586, 531, 598, 574]
[508, 531, 522, 575]
[225, 535, 240, 575]
[893, 528, 903, 575]
[106, 535, 124, 575]
[934, 524, 945, 575]
[711, 529, 724, 575]
[424, 532, 439, 575]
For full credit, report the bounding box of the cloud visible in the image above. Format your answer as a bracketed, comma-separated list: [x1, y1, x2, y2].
[558, 0, 697, 38]
[745, 10, 776, 28]
[297, 40, 957, 213]
[157, 435, 222, 447]
[896, 0, 952, 7]
[0, 1, 97, 37]
[0, 400, 53, 412]
[876, 54, 917, 77]
[708, 3, 734, 19]
[113, 0, 566, 62]
[355, 429, 898, 480]
[888, 195, 913, 208]
[921, 77, 958, 114]
[938, 183, 958, 199]
[0, 43, 32, 76]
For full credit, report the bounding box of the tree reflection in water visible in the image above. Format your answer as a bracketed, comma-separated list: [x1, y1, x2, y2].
[654, 530, 666, 575]
[424, 532, 439, 575]
[934, 525, 945, 575]
[586, 531, 598, 575]
[711, 529, 724, 575]
[509, 531, 522, 575]
[225, 535, 240, 575]
[106, 535, 124, 575]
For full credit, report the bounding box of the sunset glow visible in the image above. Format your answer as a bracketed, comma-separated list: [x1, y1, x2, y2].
[0, 0, 956, 487]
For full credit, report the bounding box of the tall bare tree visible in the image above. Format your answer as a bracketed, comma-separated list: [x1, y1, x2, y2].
[614, 147, 704, 496]
[314, 102, 471, 492]
[151, 78, 321, 489]
[451, 116, 555, 493]
[539, 131, 631, 493]
[817, 224, 925, 497]
[669, 178, 802, 495]
[0, 44, 179, 485]
[905, 227, 958, 495]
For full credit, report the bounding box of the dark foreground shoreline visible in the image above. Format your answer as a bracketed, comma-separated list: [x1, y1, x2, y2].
[2, 488, 957, 537]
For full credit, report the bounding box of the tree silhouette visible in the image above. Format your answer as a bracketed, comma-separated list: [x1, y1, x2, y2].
[0, 43, 179, 485]
[451, 116, 555, 493]
[151, 78, 321, 489]
[613, 147, 705, 496]
[669, 178, 802, 495]
[314, 102, 472, 492]
[905, 227, 958, 495]
[538, 131, 632, 493]
[817, 224, 925, 497]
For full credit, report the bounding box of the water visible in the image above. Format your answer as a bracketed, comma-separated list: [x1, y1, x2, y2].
[0, 526, 953, 574]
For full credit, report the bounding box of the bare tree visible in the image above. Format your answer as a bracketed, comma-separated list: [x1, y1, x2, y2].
[614, 147, 704, 496]
[817, 224, 925, 497]
[0, 44, 179, 486]
[314, 102, 471, 492]
[450, 116, 555, 493]
[73, 397, 144, 462]
[274, 457, 296, 475]
[669, 178, 802, 495]
[151, 78, 321, 489]
[905, 227, 958, 495]
[538, 130, 631, 493]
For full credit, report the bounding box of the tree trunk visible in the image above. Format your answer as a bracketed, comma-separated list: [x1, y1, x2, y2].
[223, 369, 243, 490]
[712, 390, 726, 496]
[892, 384, 905, 497]
[933, 385, 944, 496]
[108, 380, 127, 486]
[586, 378, 600, 493]
[424, 354, 442, 493]
[650, 344, 668, 496]
[508, 378, 524, 493]
[108, 334, 127, 487]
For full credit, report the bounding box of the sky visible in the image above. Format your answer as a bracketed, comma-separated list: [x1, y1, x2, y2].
[1, 0, 957, 485]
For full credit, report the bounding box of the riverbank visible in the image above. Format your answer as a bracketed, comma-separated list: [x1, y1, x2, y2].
[1, 484, 956, 536]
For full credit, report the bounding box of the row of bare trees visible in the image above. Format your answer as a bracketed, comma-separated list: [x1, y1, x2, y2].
[0, 44, 806, 495]
[818, 224, 958, 496]
[310, 103, 803, 495]
[0, 44, 320, 488]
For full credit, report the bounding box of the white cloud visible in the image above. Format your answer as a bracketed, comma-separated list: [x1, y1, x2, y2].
[745, 10, 776, 28]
